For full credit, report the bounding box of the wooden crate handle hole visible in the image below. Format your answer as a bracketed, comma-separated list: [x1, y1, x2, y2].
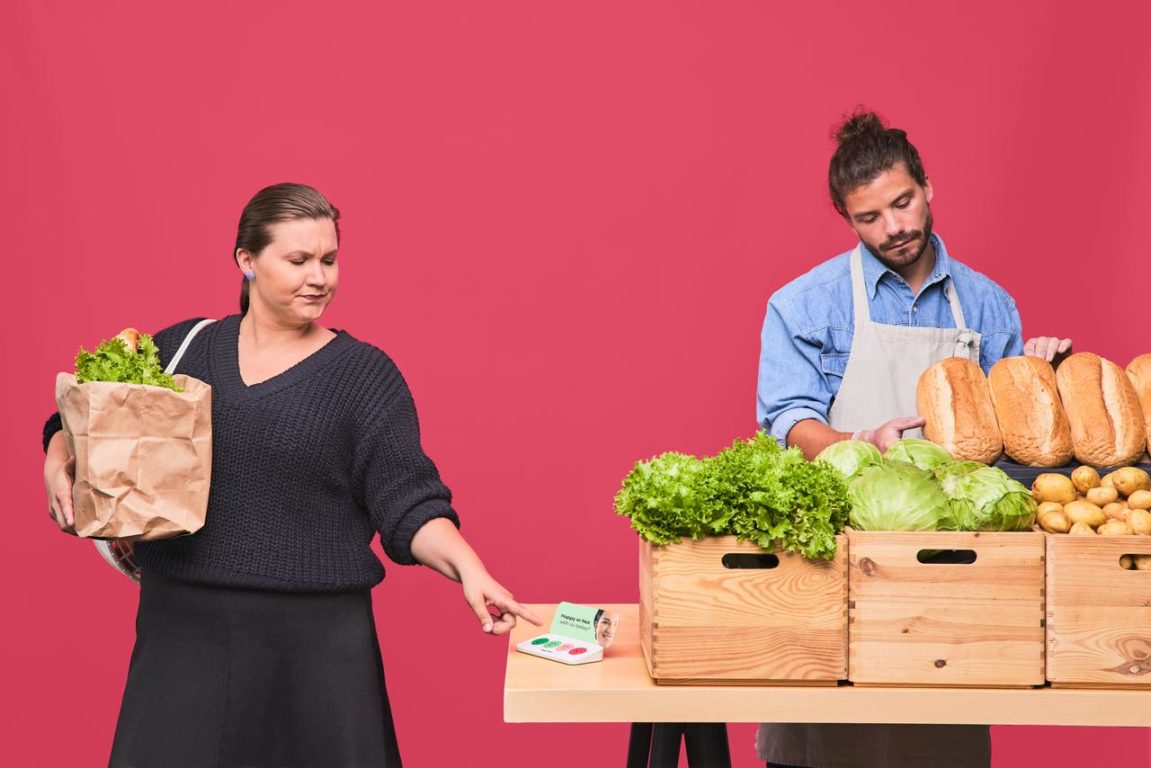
[721, 553, 780, 569]
[916, 549, 977, 564]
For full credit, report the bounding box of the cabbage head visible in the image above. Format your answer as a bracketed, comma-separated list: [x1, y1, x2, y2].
[884, 438, 953, 472]
[938, 464, 1037, 532]
[934, 460, 986, 489]
[816, 440, 883, 483]
[848, 461, 952, 531]
[931, 461, 988, 530]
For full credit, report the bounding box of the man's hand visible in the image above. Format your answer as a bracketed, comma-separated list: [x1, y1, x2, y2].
[853, 416, 926, 453]
[1024, 337, 1072, 366]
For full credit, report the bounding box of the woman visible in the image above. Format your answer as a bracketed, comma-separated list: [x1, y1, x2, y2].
[593, 609, 619, 648]
[42, 182, 539, 767]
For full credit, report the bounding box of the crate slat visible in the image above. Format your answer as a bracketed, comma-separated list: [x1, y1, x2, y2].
[849, 530, 1046, 687]
[639, 535, 847, 684]
[1046, 534, 1151, 687]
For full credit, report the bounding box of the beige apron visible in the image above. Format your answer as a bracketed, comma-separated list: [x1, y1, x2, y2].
[759, 245, 990, 768]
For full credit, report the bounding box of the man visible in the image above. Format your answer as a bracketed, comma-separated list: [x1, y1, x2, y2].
[755, 110, 1069, 767]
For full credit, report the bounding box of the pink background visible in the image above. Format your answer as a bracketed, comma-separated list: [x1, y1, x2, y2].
[6, 1, 1150, 765]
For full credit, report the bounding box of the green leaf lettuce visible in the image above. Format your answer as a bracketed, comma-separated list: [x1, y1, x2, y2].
[75, 334, 182, 392]
[614, 432, 850, 560]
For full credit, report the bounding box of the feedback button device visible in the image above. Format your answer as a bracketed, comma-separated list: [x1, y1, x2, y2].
[514, 602, 619, 666]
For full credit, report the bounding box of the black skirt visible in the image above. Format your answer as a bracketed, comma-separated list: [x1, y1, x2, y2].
[109, 572, 402, 768]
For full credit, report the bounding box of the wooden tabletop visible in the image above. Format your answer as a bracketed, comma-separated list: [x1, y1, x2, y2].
[504, 604, 1151, 726]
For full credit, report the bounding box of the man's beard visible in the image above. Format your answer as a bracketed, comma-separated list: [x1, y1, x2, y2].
[867, 209, 934, 271]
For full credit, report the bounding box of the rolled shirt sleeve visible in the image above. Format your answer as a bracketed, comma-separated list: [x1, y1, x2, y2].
[757, 297, 835, 447]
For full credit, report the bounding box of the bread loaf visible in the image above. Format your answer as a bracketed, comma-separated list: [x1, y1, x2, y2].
[987, 356, 1074, 466]
[1055, 352, 1146, 468]
[1126, 353, 1151, 457]
[916, 357, 1003, 463]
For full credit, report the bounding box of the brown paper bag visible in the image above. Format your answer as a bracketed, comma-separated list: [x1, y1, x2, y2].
[55, 372, 212, 540]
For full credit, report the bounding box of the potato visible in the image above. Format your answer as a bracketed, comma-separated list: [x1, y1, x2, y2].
[1069, 522, 1097, 536]
[1129, 508, 1151, 535]
[1101, 472, 1116, 489]
[1032, 473, 1077, 504]
[1113, 467, 1151, 498]
[1087, 486, 1120, 506]
[1071, 465, 1101, 495]
[1135, 554, 1151, 571]
[1098, 520, 1135, 536]
[1121, 554, 1135, 570]
[1128, 490, 1151, 510]
[1037, 501, 1065, 517]
[1038, 509, 1072, 534]
[1064, 499, 1108, 528]
[1104, 502, 1129, 522]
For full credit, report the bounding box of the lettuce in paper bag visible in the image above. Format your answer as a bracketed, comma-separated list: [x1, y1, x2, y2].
[75, 332, 182, 391]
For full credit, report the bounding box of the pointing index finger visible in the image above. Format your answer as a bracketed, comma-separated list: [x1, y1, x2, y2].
[492, 596, 543, 626]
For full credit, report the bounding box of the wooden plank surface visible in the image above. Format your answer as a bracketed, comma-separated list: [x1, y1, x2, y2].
[646, 537, 846, 627]
[848, 531, 1046, 686]
[1047, 534, 1151, 686]
[642, 536, 846, 681]
[504, 604, 1151, 726]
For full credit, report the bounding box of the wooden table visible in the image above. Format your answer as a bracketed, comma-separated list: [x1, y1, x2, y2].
[505, 604, 1151, 726]
[504, 604, 1151, 765]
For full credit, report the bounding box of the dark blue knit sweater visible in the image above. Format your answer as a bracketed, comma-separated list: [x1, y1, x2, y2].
[44, 315, 459, 592]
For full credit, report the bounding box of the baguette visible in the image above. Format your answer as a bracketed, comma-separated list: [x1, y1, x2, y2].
[1056, 352, 1146, 468]
[115, 328, 141, 352]
[916, 357, 1003, 463]
[988, 356, 1074, 466]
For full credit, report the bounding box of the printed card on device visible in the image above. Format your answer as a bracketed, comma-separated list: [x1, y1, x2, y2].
[515, 602, 620, 665]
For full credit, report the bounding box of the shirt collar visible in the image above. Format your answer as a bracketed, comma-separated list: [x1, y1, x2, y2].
[859, 232, 952, 299]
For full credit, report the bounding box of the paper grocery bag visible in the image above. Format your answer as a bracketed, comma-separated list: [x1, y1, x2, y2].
[55, 373, 212, 540]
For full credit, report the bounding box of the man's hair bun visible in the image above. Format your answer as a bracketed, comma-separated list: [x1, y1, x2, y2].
[827, 107, 927, 216]
[835, 109, 885, 145]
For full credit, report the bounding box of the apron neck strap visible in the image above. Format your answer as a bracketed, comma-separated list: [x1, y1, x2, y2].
[849, 246, 871, 327]
[944, 280, 967, 328]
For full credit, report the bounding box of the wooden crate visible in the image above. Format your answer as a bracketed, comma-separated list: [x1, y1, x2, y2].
[1046, 534, 1151, 687]
[848, 531, 1046, 687]
[638, 535, 847, 685]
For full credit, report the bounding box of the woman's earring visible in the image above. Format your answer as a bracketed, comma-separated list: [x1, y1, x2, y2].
[244, 270, 255, 282]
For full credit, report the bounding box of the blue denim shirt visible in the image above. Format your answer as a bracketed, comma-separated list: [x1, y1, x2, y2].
[756, 233, 1023, 445]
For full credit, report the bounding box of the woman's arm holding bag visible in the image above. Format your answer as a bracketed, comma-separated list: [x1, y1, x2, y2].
[44, 431, 76, 534]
